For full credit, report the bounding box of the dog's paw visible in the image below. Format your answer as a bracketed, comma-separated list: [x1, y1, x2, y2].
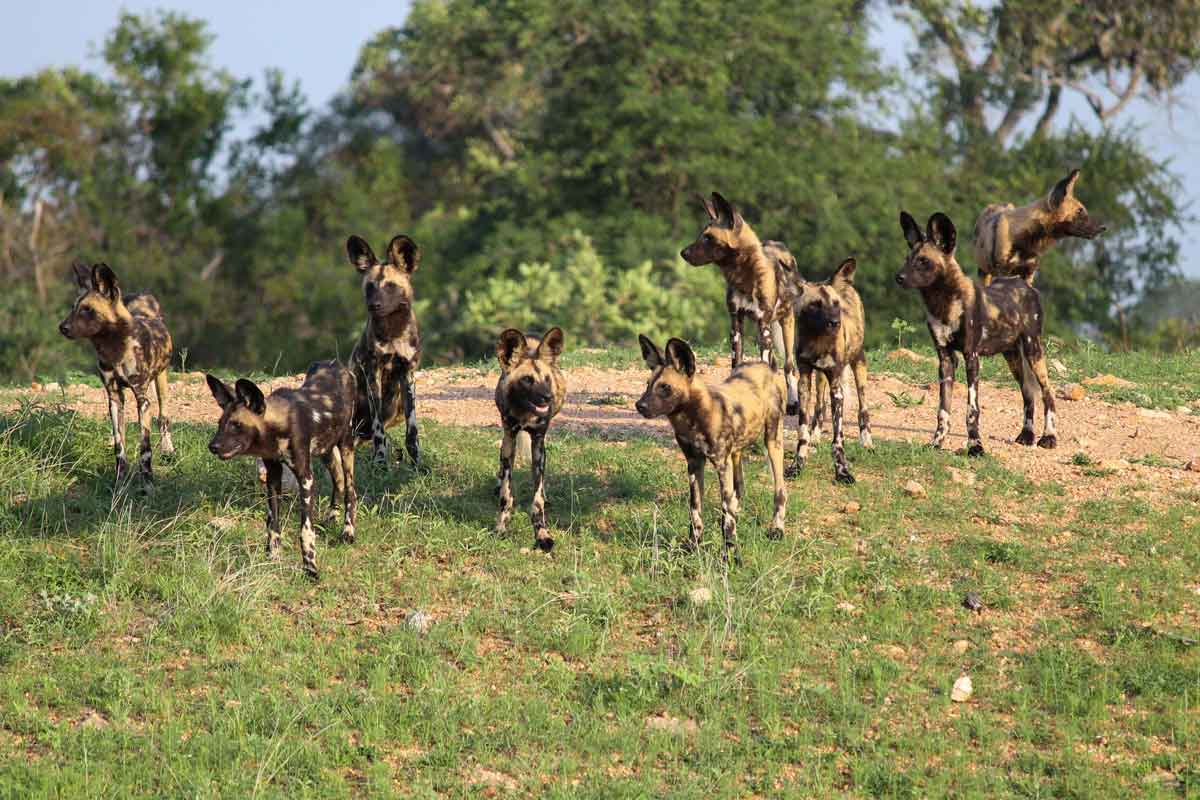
[785, 402, 799, 416]
[784, 459, 805, 480]
[1015, 429, 1036, 446]
[1037, 434, 1057, 450]
[534, 531, 555, 552]
[766, 526, 784, 541]
[967, 443, 986, 458]
[834, 469, 856, 485]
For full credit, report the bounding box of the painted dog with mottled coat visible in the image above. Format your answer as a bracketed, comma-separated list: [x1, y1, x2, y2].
[680, 192, 803, 415]
[897, 211, 1058, 456]
[636, 336, 787, 563]
[58, 262, 174, 486]
[785, 257, 872, 484]
[346, 234, 421, 467]
[206, 361, 358, 580]
[973, 168, 1105, 286]
[495, 327, 567, 552]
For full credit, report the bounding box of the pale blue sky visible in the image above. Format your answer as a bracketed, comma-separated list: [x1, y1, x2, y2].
[3, 1, 1197, 276]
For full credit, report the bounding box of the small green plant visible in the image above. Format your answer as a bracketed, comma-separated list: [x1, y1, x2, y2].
[587, 393, 628, 407]
[1071, 452, 1096, 466]
[891, 317, 916, 349]
[178, 347, 189, 374]
[885, 390, 925, 409]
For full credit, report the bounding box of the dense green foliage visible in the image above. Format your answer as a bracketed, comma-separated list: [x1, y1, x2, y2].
[0, 2, 1196, 382]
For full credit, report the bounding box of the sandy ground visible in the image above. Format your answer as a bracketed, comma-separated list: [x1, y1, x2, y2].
[6, 355, 1199, 500]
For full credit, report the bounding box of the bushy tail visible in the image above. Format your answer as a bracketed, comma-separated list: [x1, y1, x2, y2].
[770, 320, 787, 366]
[516, 430, 533, 465]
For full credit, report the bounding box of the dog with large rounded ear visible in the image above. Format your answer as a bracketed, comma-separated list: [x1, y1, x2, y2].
[346, 235, 378, 273]
[900, 211, 924, 249]
[206, 374, 237, 411]
[639, 334, 664, 369]
[387, 235, 421, 273]
[72, 260, 93, 290]
[710, 192, 744, 232]
[536, 327, 564, 364]
[235, 378, 267, 416]
[926, 212, 957, 255]
[496, 328, 527, 371]
[699, 194, 719, 221]
[92, 264, 121, 301]
[1049, 168, 1081, 209]
[665, 338, 697, 378]
[831, 257, 857, 286]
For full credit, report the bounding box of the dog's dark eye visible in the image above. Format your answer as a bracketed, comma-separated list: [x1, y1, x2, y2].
[521, 375, 534, 386]
[703, 233, 715, 243]
[920, 258, 933, 270]
[230, 421, 242, 432]
[80, 307, 94, 318]
[657, 384, 672, 397]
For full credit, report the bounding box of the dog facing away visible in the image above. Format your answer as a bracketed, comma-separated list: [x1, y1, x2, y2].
[206, 361, 358, 580]
[785, 257, 872, 484]
[495, 327, 567, 552]
[58, 262, 174, 486]
[346, 234, 422, 468]
[973, 169, 1105, 286]
[636, 335, 787, 563]
[680, 192, 802, 414]
[898, 211, 1058, 455]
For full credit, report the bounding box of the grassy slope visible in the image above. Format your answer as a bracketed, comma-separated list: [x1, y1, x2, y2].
[0, 349, 1198, 798]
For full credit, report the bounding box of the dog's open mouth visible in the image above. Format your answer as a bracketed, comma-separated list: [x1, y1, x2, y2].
[532, 402, 550, 415]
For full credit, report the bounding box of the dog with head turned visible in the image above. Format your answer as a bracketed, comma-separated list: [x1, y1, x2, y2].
[973, 169, 1105, 286]
[207, 361, 358, 580]
[494, 327, 567, 552]
[58, 261, 174, 487]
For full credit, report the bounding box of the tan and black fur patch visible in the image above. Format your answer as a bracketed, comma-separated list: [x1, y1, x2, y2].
[973, 169, 1106, 285]
[58, 261, 174, 486]
[494, 327, 567, 551]
[680, 192, 804, 416]
[636, 335, 787, 563]
[898, 211, 1058, 455]
[206, 360, 358, 580]
[785, 257, 872, 483]
[346, 234, 422, 468]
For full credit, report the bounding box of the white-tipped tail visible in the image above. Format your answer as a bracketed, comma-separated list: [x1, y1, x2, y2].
[770, 320, 787, 365]
[516, 430, 533, 465]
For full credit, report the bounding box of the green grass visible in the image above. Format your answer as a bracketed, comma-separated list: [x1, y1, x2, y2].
[0, 393, 1197, 797]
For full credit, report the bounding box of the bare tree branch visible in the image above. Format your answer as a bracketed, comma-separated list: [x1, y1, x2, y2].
[1033, 84, 1062, 138]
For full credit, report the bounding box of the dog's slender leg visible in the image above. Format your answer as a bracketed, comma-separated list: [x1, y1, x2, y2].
[102, 371, 127, 484]
[780, 314, 799, 415]
[529, 430, 553, 552]
[716, 457, 741, 565]
[339, 441, 357, 543]
[264, 459, 283, 558]
[765, 416, 786, 539]
[365, 362, 388, 466]
[1004, 350, 1036, 445]
[134, 390, 153, 482]
[495, 428, 516, 534]
[1024, 336, 1058, 449]
[931, 347, 957, 449]
[811, 372, 827, 444]
[964, 352, 984, 456]
[730, 310, 745, 367]
[154, 371, 174, 456]
[786, 365, 815, 478]
[758, 316, 773, 365]
[852, 358, 872, 447]
[732, 451, 745, 502]
[829, 367, 855, 483]
[399, 359, 421, 467]
[293, 447, 319, 579]
[685, 453, 705, 550]
[321, 448, 344, 527]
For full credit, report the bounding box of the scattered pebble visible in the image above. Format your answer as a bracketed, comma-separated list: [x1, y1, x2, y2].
[1186, 458, 1200, 473]
[952, 639, 971, 655]
[1177, 406, 1192, 415]
[951, 675, 973, 703]
[405, 610, 433, 634]
[687, 587, 713, 607]
[1084, 374, 1135, 388]
[842, 501, 861, 514]
[1137, 408, 1171, 420]
[903, 480, 926, 499]
[644, 713, 699, 737]
[1057, 383, 1086, 401]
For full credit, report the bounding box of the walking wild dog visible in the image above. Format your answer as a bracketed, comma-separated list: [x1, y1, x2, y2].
[785, 258, 872, 484]
[636, 335, 787, 563]
[206, 361, 358, 580]
[973, 169, 1106, 286]
[897, 211, 1058, 455]
[346, 234, 422, 467]
[495, 327, 567, 552]
[680, 192, 802, 415]
[58, 262, 174, 485]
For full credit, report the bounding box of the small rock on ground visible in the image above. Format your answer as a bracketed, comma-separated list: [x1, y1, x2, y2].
[1057, 383, 1086, 401]
[688, 587, 713, 607]
[405, 610, 433, 634]
[1083, 373, 1135, 388]
[1185, 458, 1200, 473]
[951, 675, 973, 703]
[842, 501, 861, 514]
[952, 640, 971, 655]
[645, 713, 699, 737]
[903, 480, 927, 499]
[888, 348, 932, 364]
[1137, 407, 1171, 420]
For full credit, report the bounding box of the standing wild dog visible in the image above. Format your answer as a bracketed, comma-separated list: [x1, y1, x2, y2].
[494, 327, 567, 552]
[973, 168, 1106, 286]
[680, 192, 803, 415]
[346, 234, 421, 467]
[58, 262, 174, 486]
[897, 211, 1058, 455]
[636, 335, 787, 563]
[785, 257, 872, 484]
[206, 361, 358, 580]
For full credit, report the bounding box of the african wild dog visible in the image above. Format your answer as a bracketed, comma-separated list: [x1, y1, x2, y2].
[636, 335, 787, 563]
[346, 234, 421, 468]
[897, 211, 1058, 456]
[785, 257, 872, 484]
[494, 327, 567, 552]
[680, 192, 803, 415]
[973, 168, 1106, 286]
[206, 361, 358, 580]
[58, 262, 174, 486]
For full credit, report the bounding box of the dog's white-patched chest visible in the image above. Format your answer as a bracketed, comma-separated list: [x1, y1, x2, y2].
[927, 299, 964, 348]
